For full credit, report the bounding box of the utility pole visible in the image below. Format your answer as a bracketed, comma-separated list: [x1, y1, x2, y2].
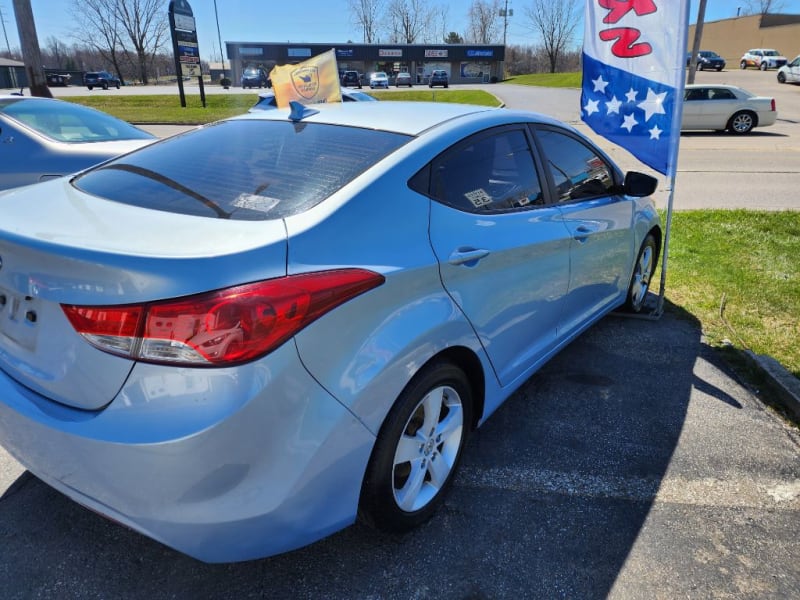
[11, 0, 51, 97]
[1, 5, 13, 56]
[499, 0, 513, 47]
[213, 0, 226, 78]
[687, 0, 708, 84]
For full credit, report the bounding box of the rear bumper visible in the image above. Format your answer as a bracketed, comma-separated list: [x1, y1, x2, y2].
[0, 343, 375, 563]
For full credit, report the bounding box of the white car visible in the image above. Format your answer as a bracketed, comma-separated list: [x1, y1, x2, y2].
[777, 55, 800, 84]
[682, 84, 777, 134]
[740, 48, 788, 71]
[369, 71, 389, 89]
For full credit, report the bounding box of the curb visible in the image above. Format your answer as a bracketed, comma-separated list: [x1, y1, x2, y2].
[745, 351, 800, 424]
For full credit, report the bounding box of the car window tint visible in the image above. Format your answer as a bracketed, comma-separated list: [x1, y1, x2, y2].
[537, 129, 615, 203]
[709, 88, 736, 100]
[429, 128, 544, 213]
[74, 119, 410, 221]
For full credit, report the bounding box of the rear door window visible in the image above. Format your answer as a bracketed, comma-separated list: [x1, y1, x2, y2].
[74, 119, 410, 220]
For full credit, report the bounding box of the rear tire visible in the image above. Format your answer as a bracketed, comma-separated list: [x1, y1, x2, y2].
[760, 62, 768, 71]
[625, 234, 657, 313]
[358, 361, 472, 533]
[778, 72, 786, 83]
[728, 111, 756, 134]
[102, 82, 108, 90]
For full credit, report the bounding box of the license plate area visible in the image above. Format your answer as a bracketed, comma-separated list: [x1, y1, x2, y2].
[0, 287, 40, 351]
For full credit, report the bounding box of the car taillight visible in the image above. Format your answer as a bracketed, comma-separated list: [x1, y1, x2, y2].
[771, 99, 776, 112]
[62, 269, 385, 366]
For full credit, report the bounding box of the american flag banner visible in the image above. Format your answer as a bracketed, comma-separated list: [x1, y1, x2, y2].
[581, 1, 691, 176]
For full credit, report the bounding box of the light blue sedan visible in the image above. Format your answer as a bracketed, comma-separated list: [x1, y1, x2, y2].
[0, 101, 660, 562]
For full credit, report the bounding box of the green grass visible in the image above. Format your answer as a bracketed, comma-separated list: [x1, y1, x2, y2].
[662, 210, 800, 378]
[65, 89, 501, 124]
[67, 94, 260, 124]
[502, 72, 582, 88]
[368, 89, 501, 106]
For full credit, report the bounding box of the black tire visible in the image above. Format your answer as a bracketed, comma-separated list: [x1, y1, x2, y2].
[727, 110, 756, 134]
[358, 361, 472, 532]
[102, 81, 108, 90]
[87, 85, 93, 90]
[740, 60, 747, 69]
[760, 62, 768, 71]
[115, 82, 120, 89]
[716, 66, 723, 71]
[625, 233, 658, 313]
[778, 72, 786, 83]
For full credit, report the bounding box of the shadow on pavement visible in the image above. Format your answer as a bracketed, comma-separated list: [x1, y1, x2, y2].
[1, 302, 704, 598]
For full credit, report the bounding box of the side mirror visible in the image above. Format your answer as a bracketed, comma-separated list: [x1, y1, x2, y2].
[622, 171, 658, 197]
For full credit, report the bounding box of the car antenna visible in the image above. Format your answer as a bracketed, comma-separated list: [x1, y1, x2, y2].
[288, 101, 319, 122]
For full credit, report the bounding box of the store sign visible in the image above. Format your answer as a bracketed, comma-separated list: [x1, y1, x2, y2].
[169, 1, 201, 78]
[379, 49, 403, 57]
[425, 49, 448, 58]
[288, 48, 312, 58]
[467, 49, 494, 58]
[337, 48, 355, 58]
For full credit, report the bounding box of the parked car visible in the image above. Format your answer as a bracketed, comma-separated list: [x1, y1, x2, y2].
[681, 84, 777, 134]
[369, 71, 389, 89]
[341, 70, 362, 88]
[429, 69, 449, 88]
[0, 101, 661, 563]
[0, 95, 156, 191]
[395, 71, 413, 87]
[777, 55, 800, 83]
[46, 73, 71, 86]
[740, 48, 788, 70]
[241, 66, 270, 89]
[83, 71, 121, 90]
[248, 88, 377, 111]
[686, 50, 726, 71]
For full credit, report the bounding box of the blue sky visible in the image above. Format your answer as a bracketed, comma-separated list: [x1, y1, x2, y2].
[2, 0, 800, 62]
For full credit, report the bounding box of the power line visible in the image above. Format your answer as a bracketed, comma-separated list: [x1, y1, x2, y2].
[1, 5, 14, 56]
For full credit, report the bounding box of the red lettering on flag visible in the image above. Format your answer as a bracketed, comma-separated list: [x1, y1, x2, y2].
[598, 28, 653, 58]
[597, 0, 657, 24]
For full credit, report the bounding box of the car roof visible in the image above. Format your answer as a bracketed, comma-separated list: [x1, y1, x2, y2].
[236, 101, 557, 137]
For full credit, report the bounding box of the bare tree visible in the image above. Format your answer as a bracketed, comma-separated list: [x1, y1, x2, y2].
[115, 0, 168, 85]
[386, 0, 435, 43]
[349, 0, 384, 43]
[69, 0, 167, 85]
[524, 0, 580, 73]
[740, 0, 786, 15]
[466, 0, 500, 44]
[44, 36, 68, 69]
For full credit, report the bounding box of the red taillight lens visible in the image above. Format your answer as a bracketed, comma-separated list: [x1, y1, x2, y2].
[771, 99, 776, 112]
[62, 269, 385, 366]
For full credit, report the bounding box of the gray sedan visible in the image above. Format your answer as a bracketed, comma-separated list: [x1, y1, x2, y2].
[0, 95, 155, 191]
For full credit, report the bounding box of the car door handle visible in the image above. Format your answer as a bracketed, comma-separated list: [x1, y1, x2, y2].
[448, 248, 490, 266]
[573, 224, 599, 243]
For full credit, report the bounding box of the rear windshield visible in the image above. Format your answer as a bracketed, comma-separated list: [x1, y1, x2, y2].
[74, 119, 410, 220]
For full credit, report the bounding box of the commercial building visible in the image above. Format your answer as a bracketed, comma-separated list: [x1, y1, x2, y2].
[224, 42, 505, 86]
[688, 13, 800, 64]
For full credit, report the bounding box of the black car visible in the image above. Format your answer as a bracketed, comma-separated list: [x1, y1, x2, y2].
[341, 70, 362, 89]
[241, 67, 270, 89]
[687, 50, 726, 71]
[46, 73, 71, 87]
[429, 69, 449, 88]
[84, 71, 121, 90]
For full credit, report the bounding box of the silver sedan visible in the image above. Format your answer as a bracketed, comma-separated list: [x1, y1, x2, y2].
[0, 95, 155, 191]
[681, 84, 777, 134]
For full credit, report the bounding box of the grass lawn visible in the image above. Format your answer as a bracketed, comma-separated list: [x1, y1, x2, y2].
[502, 72, 582, 88]
[663, 210, 800, 379]
[65, 89, 501, 124]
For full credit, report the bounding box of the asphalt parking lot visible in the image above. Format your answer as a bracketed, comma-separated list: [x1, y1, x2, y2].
[1, 71, 799, 598]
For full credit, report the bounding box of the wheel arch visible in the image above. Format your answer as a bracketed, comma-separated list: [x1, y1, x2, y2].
[424, 345, 486, 431]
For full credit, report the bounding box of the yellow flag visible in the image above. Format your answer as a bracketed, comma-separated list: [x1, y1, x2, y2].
[269, 49, 342, 109]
